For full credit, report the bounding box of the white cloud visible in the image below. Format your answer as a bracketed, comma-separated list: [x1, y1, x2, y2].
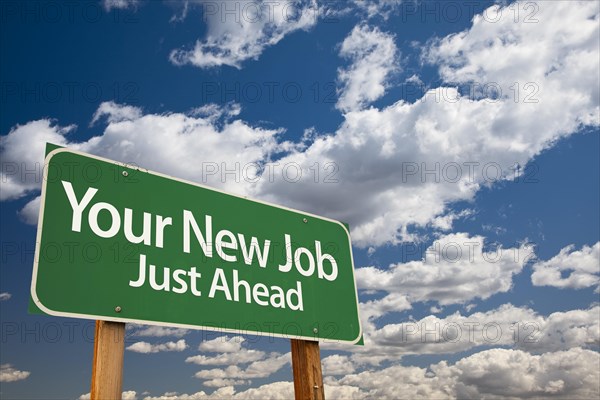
[360, 292, 412, 320]
[327, 347, 600, 399]
[464, 303, 476, 313]
[203, 379, 250, 388]
[169, 0, 318, 69]
[324, 302, 599, 368]
[186, 349, 265, 366]
[337, 25, 399, 112]
[194, 352, 290, 381]
[143, 383, 293, 400]
[357, 292, 411, 340]
[140, 389, 227, 400]
[0, 292, 11, 301]
[351, 0, 402, 20]
[255, 1, 599, 247]
[139, 347, 600, 399]
[0, 102, 286, 222]
[368, 304, 600, 356]
[425, 1, 599, 122]
[102, 0, 139, 12]
[330, 363, 454, 399]
[189, 102, 241, 121]
[430, 209, 474, 231]
[142, 382, 364, 400]
[449, 347, 599, 399]
[324, 383, 366, 399]
[532, 242, 600, 290]
[355, 233, 533, 305]
[522, 306, 600, 353]
[128, 325, 190, 338]
[189, 343, 287, 387]
[322, 355, 355, 376]
[198, 336, 245, 353]
[228, 382, 293, 399]
[91, 101, 142, 125]
[79, 390, 137, 400]
[0, 120, 72, 201]
[126, 339, 188, 353]
[430, 305, 443, 314]
[2, 3, 599, 249]
[77, 103, 284, 197]
[0, 364, 30, 382]
[122, 391, 138, 400]
[17, 195, 40, 225]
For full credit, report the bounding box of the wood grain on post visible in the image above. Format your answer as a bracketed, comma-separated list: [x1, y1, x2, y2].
[91, 321, 126, 400]
[291, 339, 325, 400]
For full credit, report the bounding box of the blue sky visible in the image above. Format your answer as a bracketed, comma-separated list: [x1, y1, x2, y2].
[1, 1, 599, 399]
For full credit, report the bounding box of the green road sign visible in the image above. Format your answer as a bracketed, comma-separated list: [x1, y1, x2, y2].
[31, 146, 362, 344]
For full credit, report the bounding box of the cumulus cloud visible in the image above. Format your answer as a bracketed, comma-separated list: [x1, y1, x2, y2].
[425, 1, 599, 120]
[142, 382, 293, 400]
[198, 336, 245, 353]
[186, 349, 265, 366]
[450, 347, 600, 399]
[255, 0, 599, 247]
[91, 101, 142, 125]
[322, 355, 356, 376]
[142, 347, 600, 399]
[337, 25, 399, 112]
[194, 352, 290, 381]
[0, 101, 286, 222]
[169, 0, 318, 69]
[128, 325, 190, 338]
[368, 304, 600, 357]
[0, 292, 11, 301]
[141, 381, 361, 400]
[0, 364, 30, 382]
[123, 391, 138, 400]
[0, 120, 72, 201]
[521, 306, 600, 353]
[2, 3, 598, 249]
[330, 347, 600, 399]
[355, 233, 533, 305]
[187, 341, 291, 388]
[126, 339, 188, 354]
[79, 390, 137, 400]
[357, 292, 412, 341]
[203, 379, 250, 388]
[324, 302, 599, 367]
[3, 1, 599, 399]
[17, 195, 41, 225]
[189, 102, 241, 121]
[532, 242, 600, 290]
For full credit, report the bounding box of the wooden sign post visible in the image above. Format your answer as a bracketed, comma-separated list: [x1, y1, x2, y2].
[91, 321, 126, 400]
[291, 339, 325, 400]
